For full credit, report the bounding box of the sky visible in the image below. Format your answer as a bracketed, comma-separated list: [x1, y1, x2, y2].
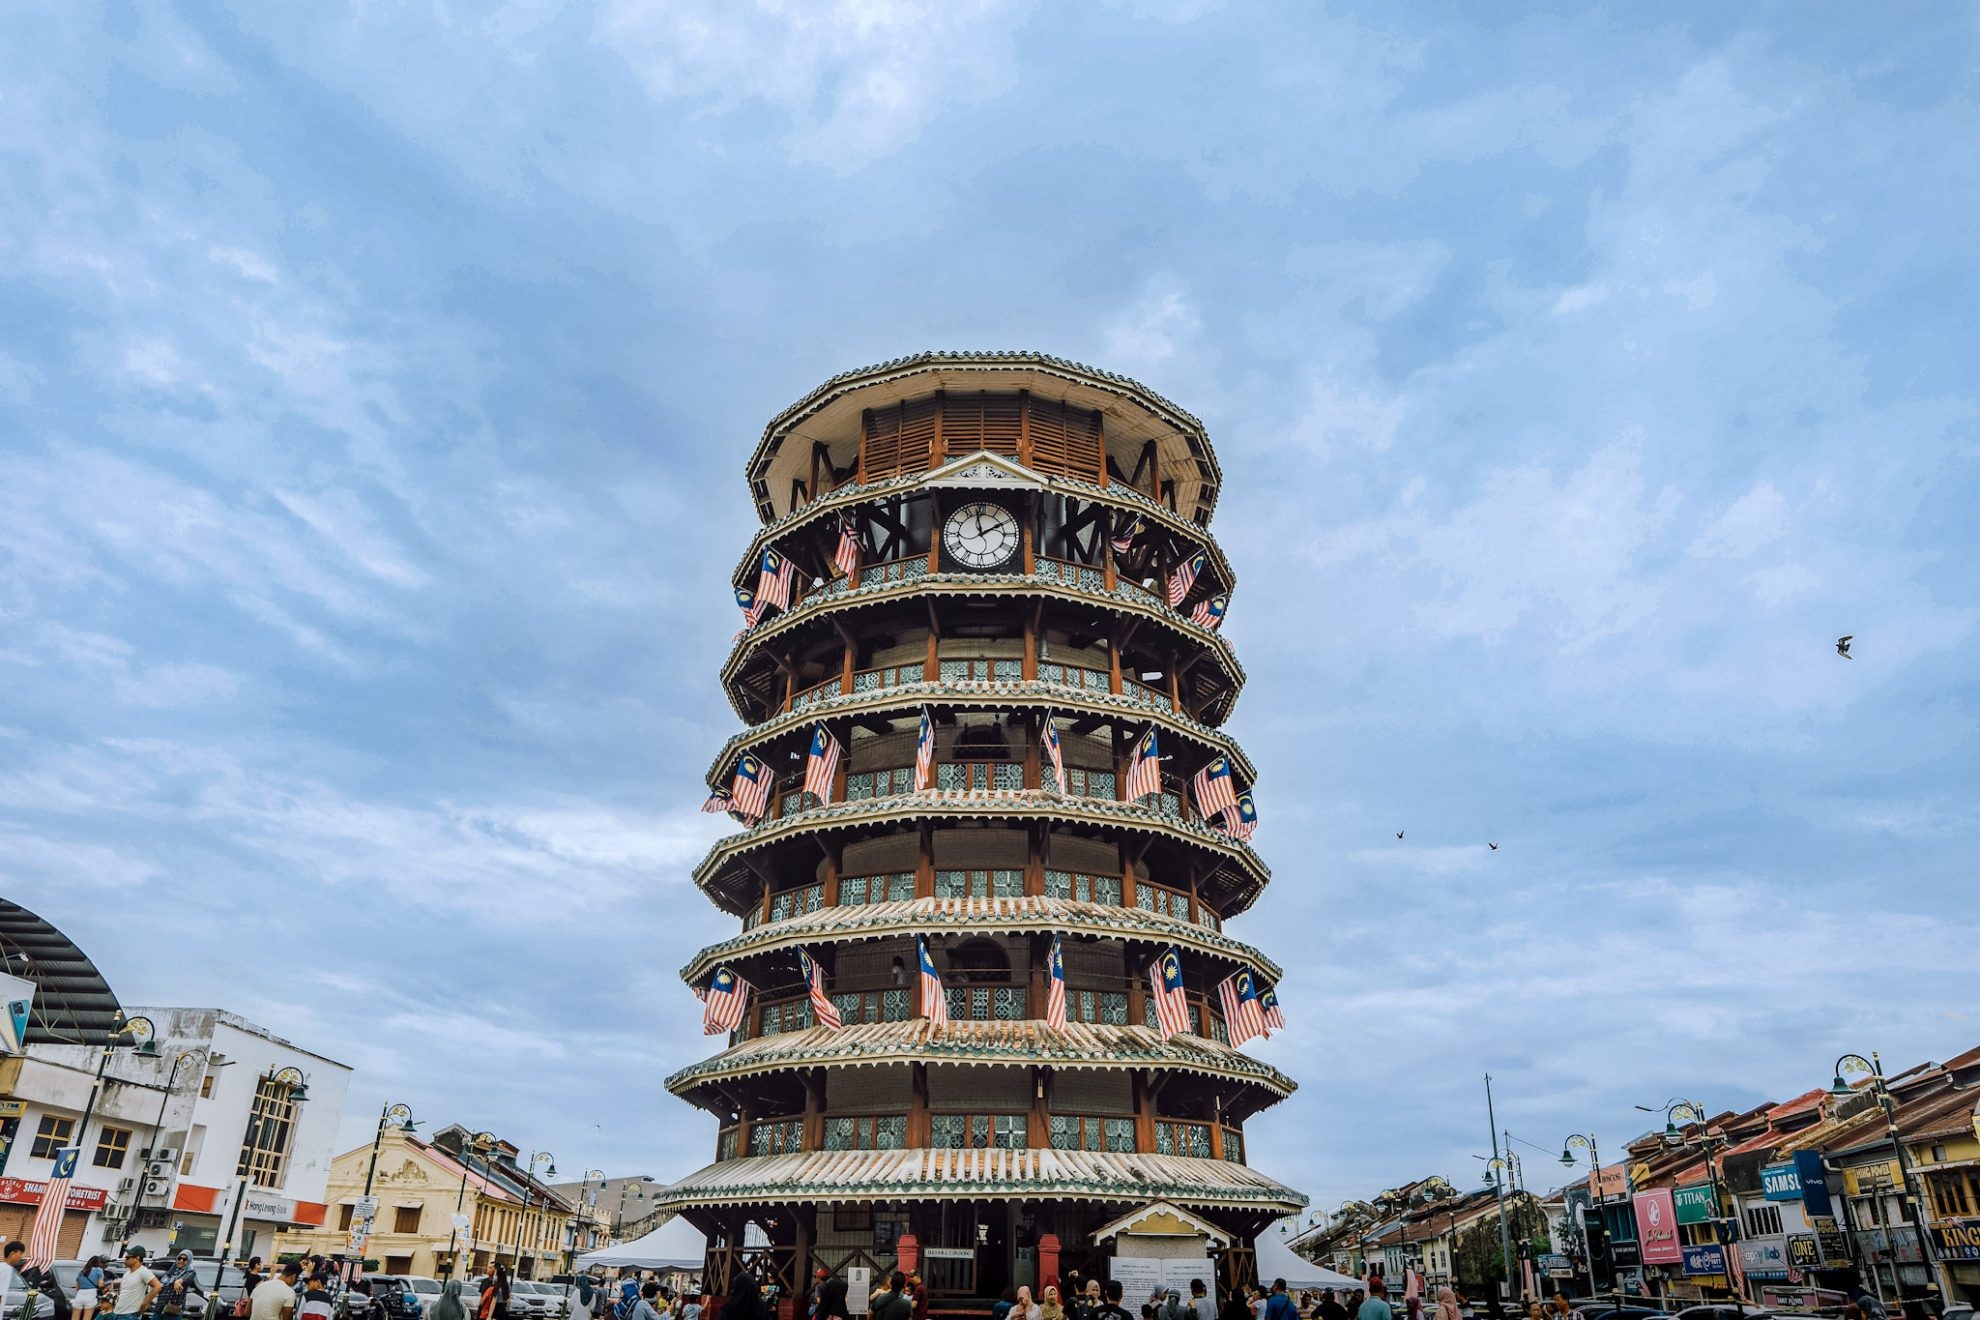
[3, 0, 1979, 1231]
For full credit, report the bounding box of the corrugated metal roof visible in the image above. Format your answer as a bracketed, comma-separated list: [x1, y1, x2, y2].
[0, 898, 121, 1046]
[667, 1018, 1296, 1098]
[679, 894, 1282, 985]
[654, 1146, 1303, 1212]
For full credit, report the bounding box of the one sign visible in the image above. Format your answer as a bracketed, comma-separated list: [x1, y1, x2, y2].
[1673, 1183, 1715, 1225]
[1787, 1235, 1820, 1268]
[1633, 1189, 1682, 1265]
[1762, 1163, 1803, 1201]
[0, 974, 34, 1055]
[1681, 1245, 1728, 1277]
[1931, 1224, 1980, 1262]
[845, 1267, 871, 1315]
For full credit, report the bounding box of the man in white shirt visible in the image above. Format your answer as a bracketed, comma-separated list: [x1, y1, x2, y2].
[249, 1261, 300, 1320]
[113, 1249, 161, 1318]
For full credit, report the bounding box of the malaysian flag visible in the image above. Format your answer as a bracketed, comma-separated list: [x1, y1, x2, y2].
[700, 789, 732, 815]
[1191, 594, 1228, 630]
[25, 1145, 78, 1268]
[1165, 551, 1206, 606]
[736, 585, 761, 629]
[1123, 726, 1162, 801]
[802, 723, 842, 804]
[728, 754, 772, 824]
[1147, 946, 1192, 1038]
[1219, 791, 1258, 842]
[1042, 709, 1066, 792]
[1110, 514, 1143, 555]
[701, 967, 752, 1035]
[833, 518, 860, 580]
[754, 548, 797, 617]
[1044, 934, 1067, 1030]
[1192, 756, 1239, 824]
[1218, 967, 1266, 1048]
[914, 705, 937, 791]
[917, 937, 948, 1025]
[797, 948, 842, 1030]
[1258, 980, 1285, 1034]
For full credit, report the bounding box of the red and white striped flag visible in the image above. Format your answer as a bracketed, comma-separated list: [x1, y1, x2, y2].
[1124, 726, 1162, 801]
[1192, 756, 1239, 823]
[25, 1145, 78, 1268]
[701, 968, 752, 1035]
[917, 938, 948, 1025]
[914, 706, 937, 791]
[798, 948, 842, 1030]
[802, 724, 842, 804]
[727, 754, 772, 824]
[1218, 968, 1266, 1048]
[1258, 980, 1286, 1033]
[1190, 594, 1228, 630]
[754, 548, 796, 617]
[1042, 710, 1066, 792]
[833, 518, 860, 580]
[700, 790, 731, 815]
[1044, 935, 1067, 1030]
[1147, 947, 1192, 1038]
[1165, 551, 1205, 606]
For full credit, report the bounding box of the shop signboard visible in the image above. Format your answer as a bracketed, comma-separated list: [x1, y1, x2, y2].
[0, 1175, 107, 1209]
[1589, 1164, 1629, 1200]
[1930, 1223, 1980, 1262]
[1794, 1152, 1835, 1216]
[1609, 1238, 1641, 1269]
[1634, 1189, 1683, 1265]
[1539, 1254, 1572, 1280]
[1812, 1217, 1850, 1266]
[1787, 1235, 1820, 1269]
[1738, 1236, 1790, 1280]
[1681, 1245, 1728, 1277]
[1673, 1184, 1715, 1225]
[1762, 1163, 1803, 1201]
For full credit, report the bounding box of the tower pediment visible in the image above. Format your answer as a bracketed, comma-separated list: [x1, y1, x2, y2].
[922, 449, 1048, 490]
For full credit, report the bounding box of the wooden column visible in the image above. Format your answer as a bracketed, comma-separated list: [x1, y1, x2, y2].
[801, 1069, 825, 1154]
[1021, 508, 1036, 575]
[1186, 865, 1202, 926]
[1028, 1065, 1051, 1150]
[1108, 636, 1124, 695]
[760, 876, 774, 927]
[794, 1205, 815, 1289]
[915, 821, 935, 900]
[1024, 716, 1042, 790]
[1096, 418, 1108, 488]
[1018, 391, 1033, 469]
[927, 491, 942, 574]
[1132, 1069, 1155, 1153]
[823, 842, 843, 907]
[840, 639, 855, 695]
[1169, 657, 1182, 712]
[909, 1063, 931, 1147]
[1022, 610, 1038, 680]
[931, 391, 946, 468]
[1028, 932, 1047, 1011]
[1025, 823, 1044, 897]
[1209, 1095, 1225, 1162]
[857, 409, 869, 485]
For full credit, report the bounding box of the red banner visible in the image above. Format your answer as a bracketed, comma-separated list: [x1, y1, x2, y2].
[0, 1176, 108, 1210]
[1634, 1188, 1683, 1265]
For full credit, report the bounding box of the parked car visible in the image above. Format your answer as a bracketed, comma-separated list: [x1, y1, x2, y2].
[1674, 1307, 1773, 1320]
[0, 1274, 61, 1320]
[401, 1276, 448, 1318]
[368, 1273, 425, 1320]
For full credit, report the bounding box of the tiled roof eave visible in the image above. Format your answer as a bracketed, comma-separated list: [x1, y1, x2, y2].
[692, 790, 1269, 902]
[677, 895, 1283, 985]
[705, 679, 1256, 789]
[747, 352, 1222, 512]
[729, 471, 1236, 597]
[721, 571, 1244, 716]
[665, 1019, 1297, 1099]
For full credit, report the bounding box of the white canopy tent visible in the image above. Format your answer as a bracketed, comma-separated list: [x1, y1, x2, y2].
[1254, 1230, 1363, 1290]
[576, 1216, 707, 1271]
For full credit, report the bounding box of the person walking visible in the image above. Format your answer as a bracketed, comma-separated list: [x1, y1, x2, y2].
[1434, 1290, 1460, 1320]
[1159, 1291, 1188, 1320]
[1356, 1282, 1392, 1320]
[1189, 1283, 1216, 1320]
[247, 1263, 300, 1320]
[1083, 1281, 1105, 1320]
[815, 1277, 850, 1320]
[1261, 1282, 1298, 1320]
[870, 1275, 912, 1320]
[1317, 1292, 1348, 1320]
[110, 1250, 161, 1320]
[5, 1240, 68, 1319]
[1092, 1283, 1133, 1320]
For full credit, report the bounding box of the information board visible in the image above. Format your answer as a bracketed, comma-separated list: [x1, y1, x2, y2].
[1110, 1259, 1215, 1308]
[846, 1267, 871, 1315]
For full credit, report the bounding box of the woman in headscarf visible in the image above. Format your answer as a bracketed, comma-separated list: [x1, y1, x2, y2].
[1434, 1290, 1460, 1320]
[429, 1282, 469, 1320]
[1014, 1287, 1038, 1320]
[1159, 1292, 1189, 1320]
[1040, 1287, 1066, 1320]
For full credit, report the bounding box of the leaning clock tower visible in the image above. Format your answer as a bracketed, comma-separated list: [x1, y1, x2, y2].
[655, 352, 1303, 1308]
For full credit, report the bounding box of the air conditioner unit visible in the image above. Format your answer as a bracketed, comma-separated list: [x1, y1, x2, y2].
[143, 1178, 170, 1197]
[145, 1160, 173, 1178]
[117, 1177, 137, 1193]
[101, 1221, 127, 1243]
[152, 1146, 179, 1163]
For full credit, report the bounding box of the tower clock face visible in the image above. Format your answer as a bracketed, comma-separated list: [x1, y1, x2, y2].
[942, 501, 1020, 569]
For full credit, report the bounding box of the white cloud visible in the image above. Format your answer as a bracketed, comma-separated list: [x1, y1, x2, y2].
[1100, 276, 1204, 378]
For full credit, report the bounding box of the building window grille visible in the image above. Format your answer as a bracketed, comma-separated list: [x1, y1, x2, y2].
[1037, 663, 1111, 695]
[1743, 1204, 1782, 1236]
[766, 883, 825, 924]
[831, 990, 914, 1025]
[1050, 1115, 1135, 1153]
[1043, 870, 1122, 905]
[238, 1075, 300, 1186]
[940, 658, 1023, 684]
[934, 869, 1024, 900]
[747, 1119, 804, 1157]
[1049, 766, 1116, 799]
[717, 1127, 739, 1162]
[1221, 1128, 1245, 1163]
[93, 1125, 132, 1169]
[757, 998, 814, 1037]
[839, 872, 914, 905]
[1155, 1121, 1212, 1159]
[937, 762, 1023, 793]
[1067, 990, 1130, 1026]
[845, 767, 915, 801]
[859, 561, 925, 589]
[29, 1116, 74, 1160]
[930, 1114, 1028, 1150]
[1135, 882, 1193, 922]
[943, 986, 1027, 1021]
[823, 1115, 906, 1151]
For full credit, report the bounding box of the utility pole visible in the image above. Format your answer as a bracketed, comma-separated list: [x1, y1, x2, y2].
[1486, 1075, 1514, 1304]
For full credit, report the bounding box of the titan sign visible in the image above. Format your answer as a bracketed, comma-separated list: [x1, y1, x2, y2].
[1674, 1183, 1715, 1225]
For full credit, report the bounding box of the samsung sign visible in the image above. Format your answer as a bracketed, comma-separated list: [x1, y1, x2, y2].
[1761, 1152, 1835, 1216]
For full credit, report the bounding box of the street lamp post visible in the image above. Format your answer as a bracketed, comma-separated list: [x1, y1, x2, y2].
[523, 1152, 557, 1279]
[1834, 1052, 1946, 1303]
[559, 1170, 605, 1320]
[1652, 1101, 1734, 1303]
[1561, 1133, 1602, 1300]
[446, 1132, 498, 1281]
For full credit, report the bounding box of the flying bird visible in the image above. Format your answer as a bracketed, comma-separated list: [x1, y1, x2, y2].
[1488, 842, 1499, 851]
[1395, 831, 1404, 839]
[1836, 635, 1853, 659]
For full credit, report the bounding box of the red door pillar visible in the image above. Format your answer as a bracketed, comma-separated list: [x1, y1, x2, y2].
[1038, 1233, 1061, 1293]
[896, 1232, 920, 1274]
